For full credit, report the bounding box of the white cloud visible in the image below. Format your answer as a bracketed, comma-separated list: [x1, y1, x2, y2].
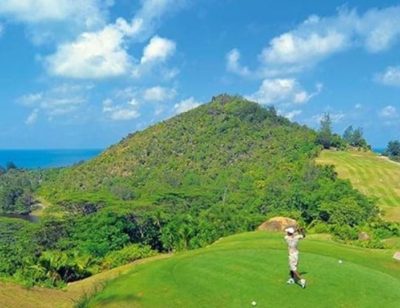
[174, 97, 201, 114]
[45, 0, 180, 79]
[46, 18, 142, 79]
[140, 36, 176, 64]
[379, 105, 398, 118]
[358, 7, 400, 52]
[132, 36, 177, 78]
[376, 66, 400, 87]
[247, 79, 321, 106]
[226, 49, 250, 77]
[19, 84, 90, 121]
[143, 86, 176, 101]
[260, 31, 346, 67]
[228, 6, 400, 78]
[102, 98, 140, 121]
[0, 0, 107, 25]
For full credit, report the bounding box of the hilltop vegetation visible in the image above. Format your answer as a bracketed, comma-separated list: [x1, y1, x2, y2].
[0, 95, 382, 287]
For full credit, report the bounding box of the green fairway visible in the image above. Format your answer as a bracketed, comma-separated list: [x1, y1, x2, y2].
[316, 150, 400, 222]
[87, 232, 400, 308]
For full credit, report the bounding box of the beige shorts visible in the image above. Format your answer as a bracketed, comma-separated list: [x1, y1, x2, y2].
[289, 253, 299, 271]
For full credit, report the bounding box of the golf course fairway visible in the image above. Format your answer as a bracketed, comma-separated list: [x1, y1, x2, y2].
[316, 150, 400, 222]
[86, 232, 400, 307]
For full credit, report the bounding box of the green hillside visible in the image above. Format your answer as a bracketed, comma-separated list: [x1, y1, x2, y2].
[87, 231, 400, 308]
[317, 150, 400, 222]
[0, 96, 381, 287]
[40, 94, 319, 208]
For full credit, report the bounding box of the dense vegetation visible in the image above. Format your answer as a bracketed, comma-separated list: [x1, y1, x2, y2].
[0, 168, 41, 214]
[0, 95, 387, 287]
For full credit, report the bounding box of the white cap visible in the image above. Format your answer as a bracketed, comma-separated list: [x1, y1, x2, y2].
[285, 227, 295, 234]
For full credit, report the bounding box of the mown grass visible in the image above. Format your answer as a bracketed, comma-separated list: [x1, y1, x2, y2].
[316, 150, 400, 222]
[87, 232, 400, 308]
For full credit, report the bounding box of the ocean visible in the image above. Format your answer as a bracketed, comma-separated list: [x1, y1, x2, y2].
[373, 148, 385, 154]
[0, 149, 102, 169]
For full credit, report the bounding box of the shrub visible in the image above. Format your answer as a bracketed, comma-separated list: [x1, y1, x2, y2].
[102, 244, 156, 270]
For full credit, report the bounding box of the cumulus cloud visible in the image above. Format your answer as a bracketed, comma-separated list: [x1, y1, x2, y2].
[379, 105, 398, 118]
[46, 18, 142, 79]
[45, 0, 180, 79]
[140, 36, 176, 64]
[132, 36, 177, 78]
[247, 79, 322, 106]
[19, 84, 91, 122]
[143, 86, 176, 101]
[174, 97, 201, 114]
[376, 66, 400, 87]
[228, 6, 400, 77]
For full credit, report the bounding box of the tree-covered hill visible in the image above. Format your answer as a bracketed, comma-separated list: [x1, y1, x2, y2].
[41, 95, 319, 208]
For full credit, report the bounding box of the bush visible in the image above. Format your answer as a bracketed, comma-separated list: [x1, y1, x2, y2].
[102, 244, 156, 270]
[331, 225, 359, 241]
[307, 221, 330, 234]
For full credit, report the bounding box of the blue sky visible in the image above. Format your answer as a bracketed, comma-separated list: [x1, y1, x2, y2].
[0, 0, 399, 149]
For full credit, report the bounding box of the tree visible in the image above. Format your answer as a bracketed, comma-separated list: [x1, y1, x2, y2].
[385, 140, 400, 160]
[343, 125, 354, 143]
[316, 113, 333, 149]
[342, 125, 369, 149]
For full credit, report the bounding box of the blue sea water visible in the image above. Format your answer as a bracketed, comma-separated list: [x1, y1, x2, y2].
[373, 148, 385, 154]
[0, 149, 102, 169]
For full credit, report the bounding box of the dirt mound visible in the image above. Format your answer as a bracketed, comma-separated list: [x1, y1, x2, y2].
[257, 216, 297, 232]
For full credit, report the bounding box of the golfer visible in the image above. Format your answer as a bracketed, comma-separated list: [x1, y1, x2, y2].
[284, 226, 306, 288]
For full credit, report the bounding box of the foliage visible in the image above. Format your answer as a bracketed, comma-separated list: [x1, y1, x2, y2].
[384, 140, 400, 162]
[316, 113, 333, 149]
[0, 169, 42, 214]
[102, 244, 156, 270]
[342, 126, 370, 149]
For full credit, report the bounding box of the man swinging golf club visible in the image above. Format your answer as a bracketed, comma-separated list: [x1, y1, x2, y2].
[284, 226, 306, 288]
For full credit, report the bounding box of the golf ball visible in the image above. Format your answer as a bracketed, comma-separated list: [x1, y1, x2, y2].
[252, 301, 257, 306]
[338, 260, 343, 264]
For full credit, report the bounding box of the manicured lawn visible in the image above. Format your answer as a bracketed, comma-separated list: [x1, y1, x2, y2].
[316, 150, 400, 222]
[88, 232, 400, 307]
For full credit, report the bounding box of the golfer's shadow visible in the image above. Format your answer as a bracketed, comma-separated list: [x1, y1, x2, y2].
[299, 271, 308, 276]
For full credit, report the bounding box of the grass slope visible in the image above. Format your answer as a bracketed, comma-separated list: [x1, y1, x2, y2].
[0, 255, 170, 308]
[87, 232, 400, 308]
[316, 150, 400, 221]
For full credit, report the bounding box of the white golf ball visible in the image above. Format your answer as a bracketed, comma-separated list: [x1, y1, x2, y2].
[252, 301, 257, 306]
[338, 260, 343, 264]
